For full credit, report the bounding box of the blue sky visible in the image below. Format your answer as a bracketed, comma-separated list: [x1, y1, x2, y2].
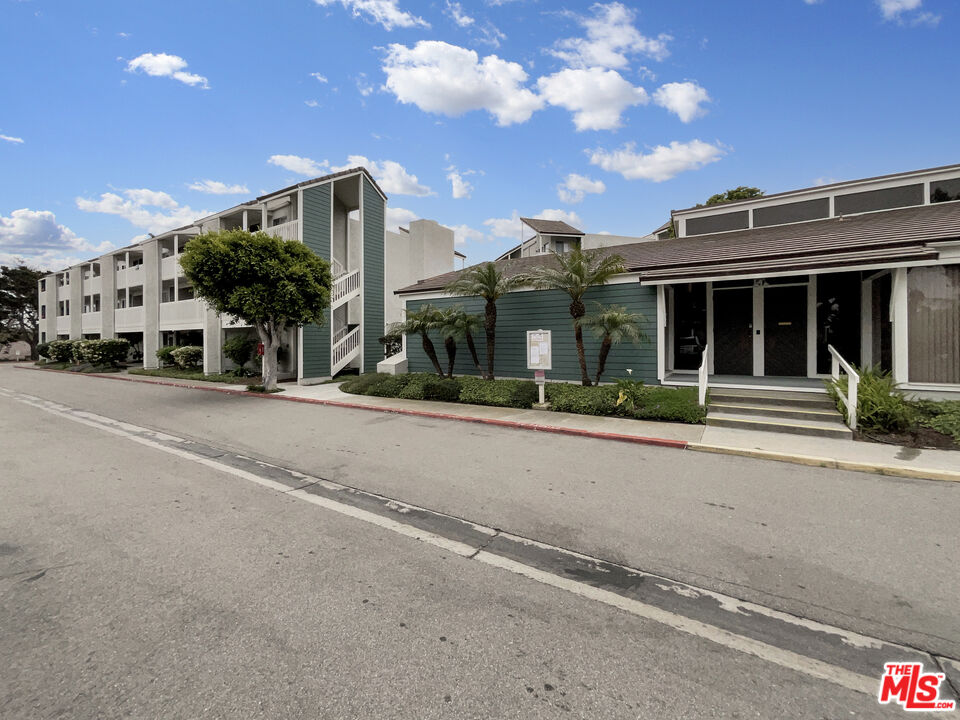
[0, 0, 956, 270]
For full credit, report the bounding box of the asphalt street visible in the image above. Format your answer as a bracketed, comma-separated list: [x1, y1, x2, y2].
[1, 364, 957, 717]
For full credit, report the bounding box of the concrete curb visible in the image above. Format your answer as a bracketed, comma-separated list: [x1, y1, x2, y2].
[689, 442, 960, 484]
[16, 365, 958, 482]
[13, 365, 689, 450]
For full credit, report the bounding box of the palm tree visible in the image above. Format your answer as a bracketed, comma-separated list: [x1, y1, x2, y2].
[581, 305, 647, 385]
[444, 262, 527, 380]
[439, 306, 485, 377]
[396, 304, 445, 377]
[528, 248, 625, 385]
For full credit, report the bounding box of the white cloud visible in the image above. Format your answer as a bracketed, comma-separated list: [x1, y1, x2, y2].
[1, 133, 24, 144]
[329, 155, 432, 196]
[445, 0, 474, 26]
[0, 208, 113, 270]
[653, 81, 711, 123]
[538, 67, 647, 131]
[188, 179, 250, 195]
[483, 208, 583, 239]
[446, 168, 474, 199]
[126, 52, 209, 89]
[313, 0, 429, 30]
[386, 206, 418, 233]
[76, 188, 208, 234]
[814, 176, 840, 186]
[355, 73, 374, 97]
[551, 2, 671, 69]
[589, 139, 725, 182]
[310, 72, 329, 82]
[557, 173, 606, 204]
[803, 0, 823, 4]
[382, 41, 544, 126]
[876, 0, 940, 24]
[448, 223, 485, 246]
[268, 154, 328, 176]
[305, 99, 320, 108]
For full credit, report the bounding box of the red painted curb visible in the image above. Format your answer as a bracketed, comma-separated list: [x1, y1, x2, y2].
[12, 365, 690, 449]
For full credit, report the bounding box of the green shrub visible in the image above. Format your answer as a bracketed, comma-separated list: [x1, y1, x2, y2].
[632, 386, 706, 423]
[366, 374, 414, 398]
[223, 336, 257, 373]
[171, 345, 203, 369]
[37, 342, 50, 359]
[397, 373, 437, 400]
[76, 339, 130, 366]
[70, 340, 89, 364]
[829, 366, 913, 433]
[340, 373, 390, 395]
[156, 345, 177, 366]
[423, 377, 462, 403]
[459, 377, 538, 408]
[46, 339, 80, 363]
[913, 399, 960, 442]
[546, 383, 620, 416]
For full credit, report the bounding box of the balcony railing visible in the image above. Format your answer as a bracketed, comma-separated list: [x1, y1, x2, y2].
[159, 300, 204, 328]
[56, 316, 70, 335]
[81, 312, 102, 334]
[332, 268, 361, 306]
[263, 219, 300, 242]
[332, 325, 361, 374]
[115, 306, 145, 330]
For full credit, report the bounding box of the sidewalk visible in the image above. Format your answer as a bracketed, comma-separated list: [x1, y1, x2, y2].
[14, 365, 960, 482]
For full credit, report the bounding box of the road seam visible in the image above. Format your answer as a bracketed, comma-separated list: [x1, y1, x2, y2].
[5, 384, 958, 701]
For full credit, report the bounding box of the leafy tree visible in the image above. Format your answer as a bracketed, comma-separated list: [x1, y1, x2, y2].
[396, 304, 445, 377]
[581, 305, 647, 385]
[0, 264, 43, 359]
[527, 249, 625, 386]
[223, 335, 258, 375]
[444, 262, 527, 380]
[179, 230, 331, 390]
[704, 186, 764, 206]
[439, 306, 484, 377]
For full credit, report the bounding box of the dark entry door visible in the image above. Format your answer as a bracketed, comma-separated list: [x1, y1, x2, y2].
[713, 288, 753, 375]
[764, 285, 807, 376]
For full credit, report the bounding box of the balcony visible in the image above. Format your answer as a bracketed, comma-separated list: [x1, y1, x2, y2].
[263, 219, 299, 242]
[160, 255, 183, 280]
[56, 316, 70, 336]
[81, 312, 102, 334]
[84, 276, 102, 294]
[116, 264, 143, 288]
[159, 300, 204, 329]
[115, 306, 145, 331]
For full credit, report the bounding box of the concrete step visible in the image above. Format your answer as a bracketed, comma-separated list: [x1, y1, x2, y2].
[709, 388, 836, 411]
[706, 412, 853, 439]
[708, 402, 844, 423]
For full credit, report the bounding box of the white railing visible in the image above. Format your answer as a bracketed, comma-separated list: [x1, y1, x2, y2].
[828, 344, 859, 430]
[263, 219, 300, 242]
[333, 324, 351, 344]
[159, 300, 204, 327]
[115, 306, 145, 330]
[332, 268, 361, 305]
[81, 312, 102, 334]
[698, 344, 709, 407]
[160, 255, 179, 279]
[331, 257, 346, 279]
[332, 325, 361, 371]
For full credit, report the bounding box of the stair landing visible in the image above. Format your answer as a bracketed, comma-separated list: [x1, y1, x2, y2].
[706, 388, 852, 439]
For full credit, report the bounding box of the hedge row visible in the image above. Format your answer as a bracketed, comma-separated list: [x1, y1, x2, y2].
[340, 373, 706, 423]
[42, 338, 130, 366]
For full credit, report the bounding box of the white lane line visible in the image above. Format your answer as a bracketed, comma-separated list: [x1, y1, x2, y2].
[0, 386, 883, 696]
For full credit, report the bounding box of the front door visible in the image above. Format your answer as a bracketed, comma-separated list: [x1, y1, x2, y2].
[713, 288, 753, 375]
[764, 285, 807, 376]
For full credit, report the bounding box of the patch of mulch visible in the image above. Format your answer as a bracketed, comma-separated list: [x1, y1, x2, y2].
[858, 426, 959, 451]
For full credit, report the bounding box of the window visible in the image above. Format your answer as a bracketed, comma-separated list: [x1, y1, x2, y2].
[83, 296, 91, 313]
[40, 279, 46, 292]
[57, 274, 65, 287]
[907, 264, 960, 384]
[41, 305, 46, 319]
[92, 264, 100, 277]
[58, 300, 69, 316]
[129, 286, 144, 308]
[686, 211, 749, 236]
[931, 178, 960, 204]
[116, 291, 127, 309]
[834, 184, 923, 215]
[272, 216, 288, 226]
[178, 284, 195, 301]
[41, 332, 46, 344]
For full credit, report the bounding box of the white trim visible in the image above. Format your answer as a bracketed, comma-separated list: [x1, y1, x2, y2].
[891, 267, 909, 384]
[806, 274, 817, 378]
[666, 285, 675, 373]
[656, 285, 666, 383]
[860, 276, 872, 368]
[297, 326, 304, 383]
[752, 281, 763, 376]
[358, 173, 365, 373]
[705, 281, 714, 374]
[297, 189, 304, 241]
[399, 274, 642, 301]
[903, 382, 960, 391]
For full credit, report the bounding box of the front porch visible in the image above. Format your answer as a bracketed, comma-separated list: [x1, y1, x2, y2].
[663, 372, 826, 393]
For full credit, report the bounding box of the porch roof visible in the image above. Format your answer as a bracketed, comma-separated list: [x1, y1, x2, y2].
[396, 200, 960, 294]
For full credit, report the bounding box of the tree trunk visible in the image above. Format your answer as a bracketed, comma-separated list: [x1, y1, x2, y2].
[444, 336, 457, 378]
[570, 299, 591, 386]
[484, 300, 497, 380]
[465, 331, 483, 375]
[594, 336, 612, 386]
[422, 332, 445, 377]
[256, 321, 282, 391]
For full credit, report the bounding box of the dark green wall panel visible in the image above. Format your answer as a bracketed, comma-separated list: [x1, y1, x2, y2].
[302, 184, 331, 379]
[363, 177, 385, 373]
[404, 284, 659, 384]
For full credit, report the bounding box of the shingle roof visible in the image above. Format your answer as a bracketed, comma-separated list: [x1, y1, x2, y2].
[520, 217, 584, 236]
[397, 201, 960, 293]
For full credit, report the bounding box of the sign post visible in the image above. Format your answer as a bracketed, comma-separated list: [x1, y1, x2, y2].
[526, 329, 552, 407]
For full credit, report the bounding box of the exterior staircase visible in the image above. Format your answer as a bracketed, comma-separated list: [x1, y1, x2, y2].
[706, 388, 852, 439]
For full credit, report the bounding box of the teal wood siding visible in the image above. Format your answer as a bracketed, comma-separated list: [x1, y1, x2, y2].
[404, 284, 659, 384]
[362, 176, 385, 373]
[302, 184, 332, 379]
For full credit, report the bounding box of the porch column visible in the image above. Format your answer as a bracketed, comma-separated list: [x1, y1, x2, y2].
[656, 285, 666, 383]
[806, 274, 817, 377]
[891, 268, 909, 384]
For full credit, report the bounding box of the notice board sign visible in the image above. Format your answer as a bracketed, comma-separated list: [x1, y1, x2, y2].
[527, 330, 552, 370]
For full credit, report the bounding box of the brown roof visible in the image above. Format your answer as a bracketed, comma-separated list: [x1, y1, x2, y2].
[397, 201, 960, 293]
[520, 217, 584, 236]
[257, 166, 387, 202]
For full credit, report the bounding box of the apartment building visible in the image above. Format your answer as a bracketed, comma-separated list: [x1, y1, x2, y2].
[38, 167, 458, 383]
